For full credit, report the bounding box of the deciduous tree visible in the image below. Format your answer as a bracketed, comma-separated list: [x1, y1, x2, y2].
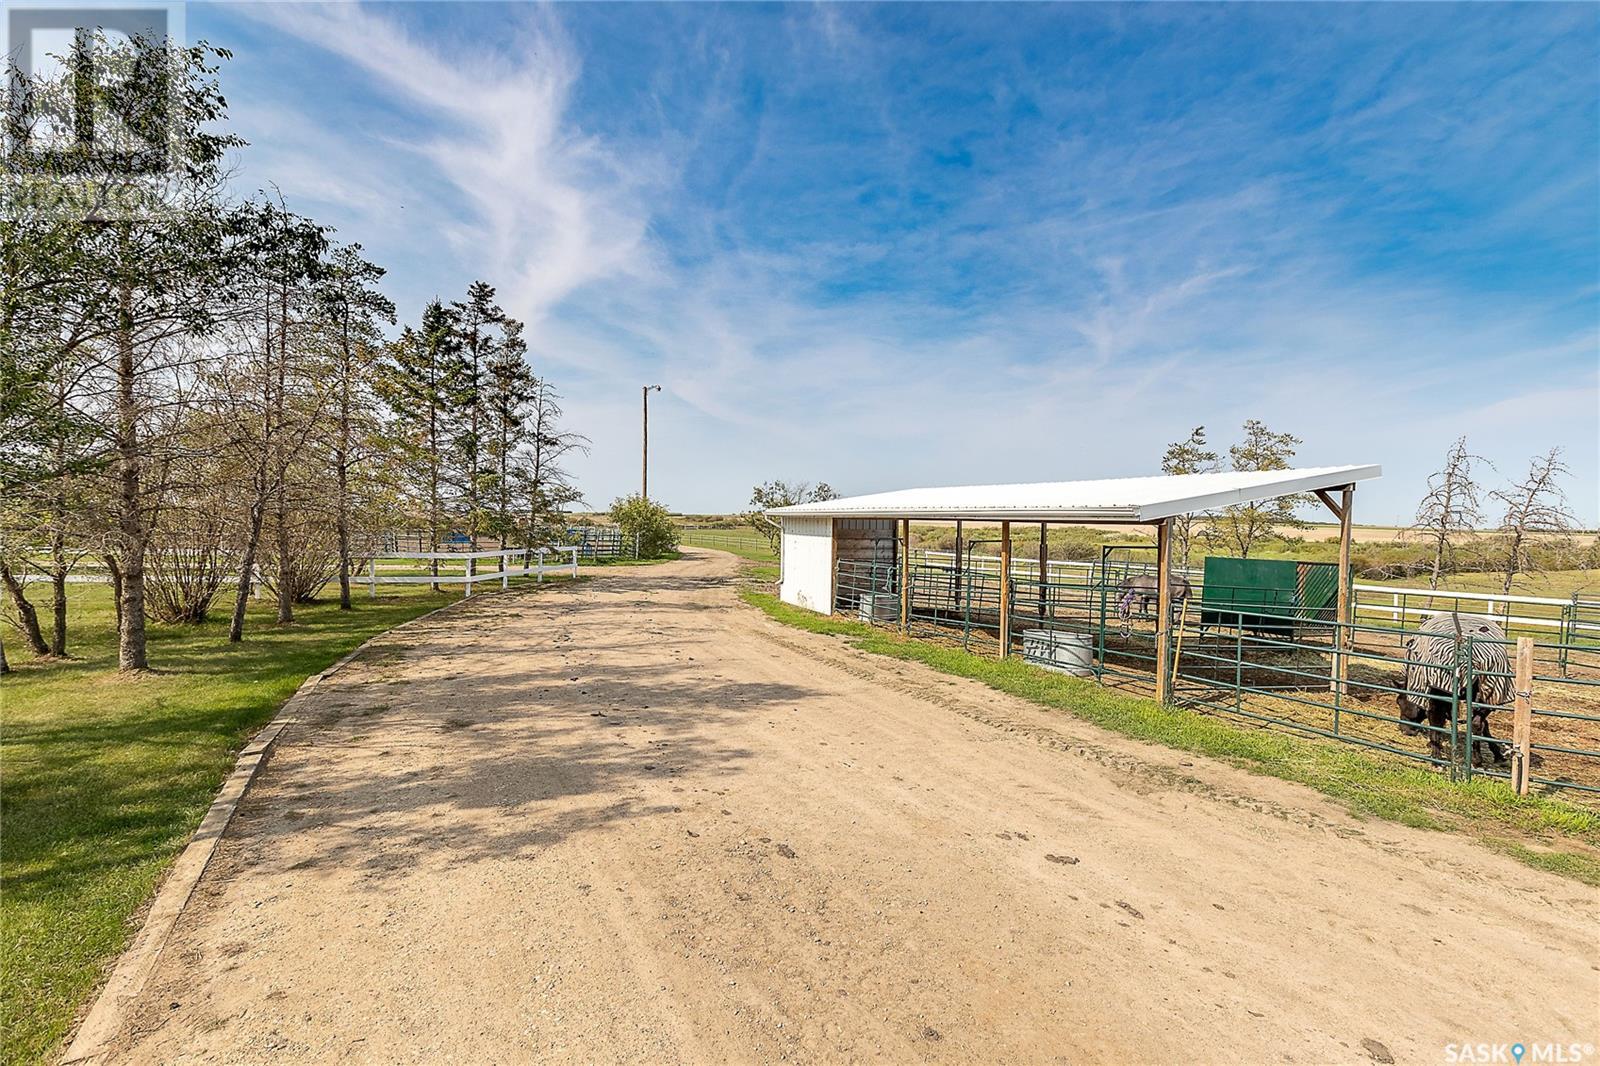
[745, 480, 840, 551]
[1491, 448, 1574, 595]
[1412, 436, 1486, 590]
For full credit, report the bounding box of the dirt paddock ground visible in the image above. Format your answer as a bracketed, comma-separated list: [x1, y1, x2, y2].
[98, 550, 1598, 1064]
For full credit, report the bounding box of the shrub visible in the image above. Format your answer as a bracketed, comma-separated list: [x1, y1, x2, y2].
[146, 515, 232, 624]
[608, 495, 679, 558]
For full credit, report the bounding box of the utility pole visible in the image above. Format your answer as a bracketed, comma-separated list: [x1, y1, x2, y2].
[642, 384, 661, 500]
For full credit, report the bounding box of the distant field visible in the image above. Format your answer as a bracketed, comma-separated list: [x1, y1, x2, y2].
[1360, 569, 1599, 601]
[676, 527, 777, 562]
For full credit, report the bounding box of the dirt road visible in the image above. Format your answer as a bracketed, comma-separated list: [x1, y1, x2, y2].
[100, 550, 1598, 1064]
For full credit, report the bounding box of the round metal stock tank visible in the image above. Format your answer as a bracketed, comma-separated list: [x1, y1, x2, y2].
[1021, 629, 1094, 677]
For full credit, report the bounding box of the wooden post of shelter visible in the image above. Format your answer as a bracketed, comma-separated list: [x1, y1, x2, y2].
[1155, 519, 1173, 702]
[953, 519, 964, 601]
[1511, 637, 1535, 795]
[1038, 523, 1048, 621]
[1316, 484, 1355, 694]
[999, 521, 1013, 657]
[829, 517, 839, 614]
[900, 517, 911, 635]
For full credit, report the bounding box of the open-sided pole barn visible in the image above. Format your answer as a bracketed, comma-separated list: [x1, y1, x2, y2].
[771, 466, 1380, 702]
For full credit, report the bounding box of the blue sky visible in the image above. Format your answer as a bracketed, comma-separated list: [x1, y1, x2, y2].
[194, 2, 1598, 523]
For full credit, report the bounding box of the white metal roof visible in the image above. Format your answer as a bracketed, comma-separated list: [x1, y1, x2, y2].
[769, 465, 1380, 523]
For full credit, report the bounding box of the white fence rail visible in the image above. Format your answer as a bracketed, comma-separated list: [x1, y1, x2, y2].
[12, 547, 582, 599]
[367, 547, 579, 596]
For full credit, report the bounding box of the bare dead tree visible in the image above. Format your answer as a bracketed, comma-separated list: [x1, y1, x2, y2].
[519, 378, 588, 548]
[1490, 448, 1575, 595]
[1412, 436, 1487, 590]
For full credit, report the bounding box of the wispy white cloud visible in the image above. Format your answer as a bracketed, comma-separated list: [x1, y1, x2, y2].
[205, 2, 1597, 523]
[234, 2, 658, 322]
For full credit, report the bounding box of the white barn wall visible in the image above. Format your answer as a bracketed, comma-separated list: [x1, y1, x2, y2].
[779, 516, 833, 613]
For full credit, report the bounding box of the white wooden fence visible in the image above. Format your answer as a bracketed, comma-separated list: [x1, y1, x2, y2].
[366, 547, 579, 597]
[13, 547, 582, 599]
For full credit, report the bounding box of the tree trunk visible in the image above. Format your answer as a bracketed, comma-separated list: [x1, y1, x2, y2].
[0, 631, 9, 674]
[49, 522, 68, 657]
[466, 340, 479, 579]
[273, 279, 293, 624]
[336, 317, 352, 610]
[228, 494, 267, 642]
[115, 278, 148, 671]
[336, 466, 351, 609]
[429, 417, 441, 593]
[232, 291, 275, 643]
[50, 370, 70, 656]
[0, 561, 50, 656]
[104, 554, 123, 633]
[274, 491, 293, 623]
[1502, 529, 1523, 596]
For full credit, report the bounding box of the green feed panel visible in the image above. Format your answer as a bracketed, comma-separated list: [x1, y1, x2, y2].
[1200, 556, 1339, 634]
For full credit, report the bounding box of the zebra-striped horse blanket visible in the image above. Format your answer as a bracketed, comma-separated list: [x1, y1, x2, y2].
[1398, 613, 1513, 764]
[1401, 613, 1513, 709]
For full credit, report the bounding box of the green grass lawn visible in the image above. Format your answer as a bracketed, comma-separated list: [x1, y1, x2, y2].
[741, 589, 1600, 885]
[0, 578, 492, 1066]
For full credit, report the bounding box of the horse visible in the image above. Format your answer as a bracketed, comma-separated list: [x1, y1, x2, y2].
[1396, 613, 1512, 766]
[1115, 573, 1192, 620]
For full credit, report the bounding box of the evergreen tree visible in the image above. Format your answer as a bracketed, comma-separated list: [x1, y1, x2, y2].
[318, 242, 394, 608]
[449, 281, 504, 564]
[483, 318, 537, 547]
[380, 300, 462, 589]
[1203, 420, 1308, 559]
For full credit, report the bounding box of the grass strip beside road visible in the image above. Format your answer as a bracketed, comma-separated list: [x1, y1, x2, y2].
[740, 589, 1600, 886]
[0, 582, 469, 1066]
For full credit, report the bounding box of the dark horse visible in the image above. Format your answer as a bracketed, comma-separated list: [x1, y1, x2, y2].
[1396, 613, 1512, 766]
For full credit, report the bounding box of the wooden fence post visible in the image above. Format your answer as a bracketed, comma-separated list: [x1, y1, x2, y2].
[1155, 519, 1172, 703]
[900, 518, 911, 635]
[1038, 523, 1048, 621]
[998, 521, 1012, 657]
[1511, 636, 1535, 796]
